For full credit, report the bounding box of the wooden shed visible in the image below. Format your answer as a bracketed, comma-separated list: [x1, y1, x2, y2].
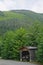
[20, 46, 37, 62]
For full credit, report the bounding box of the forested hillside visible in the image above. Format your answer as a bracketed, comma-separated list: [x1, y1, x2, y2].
[0, 10, 43, 63]
[0, 10, 43, 35]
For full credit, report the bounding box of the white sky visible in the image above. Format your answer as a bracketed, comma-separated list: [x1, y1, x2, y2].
[0, 0, 43, 13]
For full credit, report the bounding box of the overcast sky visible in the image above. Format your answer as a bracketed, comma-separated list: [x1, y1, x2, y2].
[0, 0, 43, 13]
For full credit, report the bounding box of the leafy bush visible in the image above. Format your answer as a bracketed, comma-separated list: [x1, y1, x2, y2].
[1, 28, 27, 60]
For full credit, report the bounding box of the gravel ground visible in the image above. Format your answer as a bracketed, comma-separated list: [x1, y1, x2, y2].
[0, 59, 39, 65]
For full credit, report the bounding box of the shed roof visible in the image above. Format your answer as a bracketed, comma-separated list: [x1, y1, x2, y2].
[27, 46, 37, 50]
[20, 46, 37, 50]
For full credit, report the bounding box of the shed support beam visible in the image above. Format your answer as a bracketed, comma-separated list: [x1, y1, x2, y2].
[20, 51, 22, 61]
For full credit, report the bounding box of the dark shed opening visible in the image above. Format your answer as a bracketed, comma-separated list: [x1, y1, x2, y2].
[22, 51, 30, 61]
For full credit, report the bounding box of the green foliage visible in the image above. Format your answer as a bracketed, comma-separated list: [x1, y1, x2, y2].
[1, 28, 27, 60]
[25, 22, 41, 46]
[37, 43, 43, 63]
[0, 10, 43, 35]
[36, 33, 43, 63]
[0, 37, 3, 56]
[0, 10, 43, 63]
[1, 25, 42, 60]
[1, 31, 15, 59]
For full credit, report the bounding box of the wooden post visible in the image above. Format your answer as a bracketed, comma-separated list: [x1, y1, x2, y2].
[20, 50, 22, 61]
[29, 50, 32, 62]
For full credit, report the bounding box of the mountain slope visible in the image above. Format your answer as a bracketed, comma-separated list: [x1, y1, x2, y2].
[0, 10, 43, 35]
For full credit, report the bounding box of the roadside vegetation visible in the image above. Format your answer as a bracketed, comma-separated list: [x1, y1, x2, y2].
[0, 10, 43, 63]
[0, 23, 43, 63]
